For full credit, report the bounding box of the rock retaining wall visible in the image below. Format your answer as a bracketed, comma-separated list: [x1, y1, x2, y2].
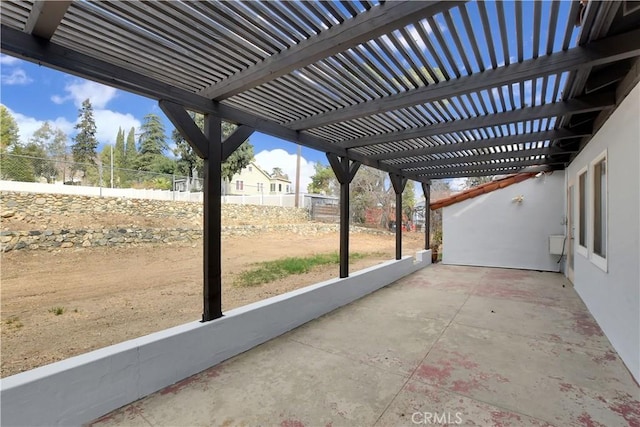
[0, 191, 309, 226]
[0, 192, 391, 252]
[0, 224, 390, 252]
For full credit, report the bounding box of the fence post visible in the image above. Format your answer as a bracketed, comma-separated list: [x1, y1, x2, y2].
[172, 174, 176, 201]
[98, 163, 103, 198]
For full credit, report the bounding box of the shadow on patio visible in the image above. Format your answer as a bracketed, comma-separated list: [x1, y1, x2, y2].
[91, 264, 640, 426]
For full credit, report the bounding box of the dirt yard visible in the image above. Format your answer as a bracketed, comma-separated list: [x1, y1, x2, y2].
[1, 225, 424, 377]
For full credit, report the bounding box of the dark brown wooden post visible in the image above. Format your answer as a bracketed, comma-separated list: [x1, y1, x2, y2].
[421, 182, 431, 250]
[202, 114, 222, 321]
[327, 153, 360, 278]
[389, 174, 407, 260]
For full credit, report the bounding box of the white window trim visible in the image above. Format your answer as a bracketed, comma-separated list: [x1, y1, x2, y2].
[589, 150, 608, 272]
[576, 166, 588, 258]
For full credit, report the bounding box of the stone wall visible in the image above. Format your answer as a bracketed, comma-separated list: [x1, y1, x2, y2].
[0, 192, 391, 252]
[0, 224, 390, 252]
[0, 191, 309, 225]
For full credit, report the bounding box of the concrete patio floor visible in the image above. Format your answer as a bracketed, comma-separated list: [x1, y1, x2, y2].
[90, 264, 640, 427]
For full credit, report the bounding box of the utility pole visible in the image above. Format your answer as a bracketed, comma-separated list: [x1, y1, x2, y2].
[295, 145, 301, 207]
[110, 144, 114, 188]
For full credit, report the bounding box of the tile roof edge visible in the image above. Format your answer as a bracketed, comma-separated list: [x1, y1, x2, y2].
[429, 173, 538, 210]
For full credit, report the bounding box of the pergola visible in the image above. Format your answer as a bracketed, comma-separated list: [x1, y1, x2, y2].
[2, 0, 639, 321]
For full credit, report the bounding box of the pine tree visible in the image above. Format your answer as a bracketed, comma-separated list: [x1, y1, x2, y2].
[114, 127, 125, 169]
[135, 114, 169, 172]
[0, 105, 35, 181]
[124, 126, 137, 169]
[71, 99, 98, 170]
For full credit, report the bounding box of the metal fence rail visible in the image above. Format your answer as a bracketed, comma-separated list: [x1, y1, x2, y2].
[0, 152, 203, 191]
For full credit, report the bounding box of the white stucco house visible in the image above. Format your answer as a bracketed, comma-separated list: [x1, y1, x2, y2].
[433, 82, 640, 383]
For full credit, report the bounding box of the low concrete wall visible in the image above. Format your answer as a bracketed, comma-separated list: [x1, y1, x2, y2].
[1, 250, 430, 427]
[0, 180, 204, 202]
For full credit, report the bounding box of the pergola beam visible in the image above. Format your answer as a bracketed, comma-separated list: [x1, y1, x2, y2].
[416, 160, 566, 178]
[24, 0, 72, 39]
[288, 28, 640, 130]
[198, 1, 464, 100]
[368, 128, 590, 161]
[159, 100, 209, 158]
[0, 25, 343, 157]
[342, 93, 614, 149]
[221, 125, 255, 161]
[0, 25, 427, 183]
[421, 165, 562, 180]
[388, 147, 573, 170]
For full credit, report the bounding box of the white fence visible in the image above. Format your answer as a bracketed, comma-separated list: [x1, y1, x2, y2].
[0, 180, 314, 207]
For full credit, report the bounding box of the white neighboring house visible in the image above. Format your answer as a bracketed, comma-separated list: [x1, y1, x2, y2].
[223, 162, 291, 196]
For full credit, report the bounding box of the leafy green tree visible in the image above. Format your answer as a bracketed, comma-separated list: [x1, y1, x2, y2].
[221, 130, 253, 182]
[71, 99, 98, 171]
[26, 122, 62, 182]
[402, 180, 416, 226]
[350, 166, 392, 225]
[0, 106, 39, 182]
[307, 162, 338, 195]
[172, 113, 254, 183]
[124, 126, 137, 169]
[1, 105, 19, 150]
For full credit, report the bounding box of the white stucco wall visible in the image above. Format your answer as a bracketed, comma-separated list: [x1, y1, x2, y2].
[1, 251, 430, 426]
[442, 171, 565, 272]
[566, 82, 640, 383]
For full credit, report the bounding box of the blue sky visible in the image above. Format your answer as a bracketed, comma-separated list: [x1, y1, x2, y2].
[0, 56, 324, 190]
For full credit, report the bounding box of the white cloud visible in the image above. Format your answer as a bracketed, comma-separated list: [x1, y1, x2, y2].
[0, 54, 20, 65]
[93, 109, 140, 145]
[51, 80, 118, 109]
[8, 107, 139, 147]
[9, 108, 75, 145]
[254, 148, 315, 193]
[1, 68, 32, 85]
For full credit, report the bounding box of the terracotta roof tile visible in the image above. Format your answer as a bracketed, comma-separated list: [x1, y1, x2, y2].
[429, 173, 537, 210]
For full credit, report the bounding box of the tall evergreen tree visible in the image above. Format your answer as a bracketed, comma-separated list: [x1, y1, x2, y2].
[71, 99, 98, 169]
[124, 126, 137, 169]
[114, 127, 125, 169]
[135, 114, 170, 172]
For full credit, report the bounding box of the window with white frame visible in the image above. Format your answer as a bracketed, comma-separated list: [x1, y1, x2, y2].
[577, 167, 588, 257]
[270, 183, 275, 192]
[590, 151, 607, 271]
[235, 180, 243, 191]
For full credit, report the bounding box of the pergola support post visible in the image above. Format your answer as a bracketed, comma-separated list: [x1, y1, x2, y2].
[160, 101, 254, 322]
[390, 174, 408, 260]
[421, 182, 431, 250]
[202, 115, 223, 321]
[327, 153, 361, 278]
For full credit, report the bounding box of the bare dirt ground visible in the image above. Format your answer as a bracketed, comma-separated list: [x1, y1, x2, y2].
[1, 219, 424, 377]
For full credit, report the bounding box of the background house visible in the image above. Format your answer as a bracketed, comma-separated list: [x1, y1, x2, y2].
[223, 162, 291, 196]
